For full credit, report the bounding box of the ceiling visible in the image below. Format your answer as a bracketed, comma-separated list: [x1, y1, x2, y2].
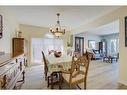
[83, 20, 119, 36]
[6, 6, 120, 30]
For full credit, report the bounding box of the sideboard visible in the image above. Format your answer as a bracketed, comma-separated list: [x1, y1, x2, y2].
[0, 53, 27, 89]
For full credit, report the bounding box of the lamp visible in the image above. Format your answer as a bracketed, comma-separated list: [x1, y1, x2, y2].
[50, 13, 66, 38]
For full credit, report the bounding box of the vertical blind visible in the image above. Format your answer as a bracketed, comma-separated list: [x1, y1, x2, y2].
[32, 38, 64, 63]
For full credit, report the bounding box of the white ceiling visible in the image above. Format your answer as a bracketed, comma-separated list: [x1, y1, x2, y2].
[84, 20, 119, 36]
[6, 6, 119, 30]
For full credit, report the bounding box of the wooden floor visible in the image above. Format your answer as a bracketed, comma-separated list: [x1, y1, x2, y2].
[20, 60, 127, 89]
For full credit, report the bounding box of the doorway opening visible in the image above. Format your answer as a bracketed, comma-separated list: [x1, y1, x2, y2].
[75, 37, 84, 54]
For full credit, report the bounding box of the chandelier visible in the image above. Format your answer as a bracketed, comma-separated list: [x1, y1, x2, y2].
[50, 13, 66, 37]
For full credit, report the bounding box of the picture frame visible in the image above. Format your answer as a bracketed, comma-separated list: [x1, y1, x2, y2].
[0, 15, 3, 39]
[88, 40, 96, 49]
[125, 16, 127, 46]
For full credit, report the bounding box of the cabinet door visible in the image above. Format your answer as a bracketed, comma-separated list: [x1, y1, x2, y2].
[13, 38, 24, 56]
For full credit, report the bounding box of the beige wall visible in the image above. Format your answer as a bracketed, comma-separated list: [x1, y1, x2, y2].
[19, 24, 71, 64]
[72, 6, 127, 85]
[0, 7, 19, 53]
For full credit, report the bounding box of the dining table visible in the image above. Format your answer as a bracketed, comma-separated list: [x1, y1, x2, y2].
[46, 54, 72, 73]
[45, 54, 73, 89]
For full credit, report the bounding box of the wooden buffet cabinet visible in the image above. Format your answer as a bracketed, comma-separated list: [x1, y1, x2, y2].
[12, 38, 25, 57]
[0, 53, 27, 89]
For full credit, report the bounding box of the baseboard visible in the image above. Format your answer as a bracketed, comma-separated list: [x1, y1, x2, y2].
[119, 80, 127, 86]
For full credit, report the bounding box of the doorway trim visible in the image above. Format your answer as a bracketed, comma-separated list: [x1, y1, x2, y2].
[75, 37, 84, 54]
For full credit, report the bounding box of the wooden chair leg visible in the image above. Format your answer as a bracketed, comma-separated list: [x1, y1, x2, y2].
[22, 70, 25, 82]
[76, 85, 81, 89]
[47, 76, 49, 87]
[69, 84, 72, 89]
[51, 73, 54, 89]
[45, 71, 47, 80]
[84, 82, 86, 89]
[59, 72, 62, 89]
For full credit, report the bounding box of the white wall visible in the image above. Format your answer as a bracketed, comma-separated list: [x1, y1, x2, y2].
[0, 7, 19, 53]
[74, 33, 101, 52]
[84, 33, 101, 50]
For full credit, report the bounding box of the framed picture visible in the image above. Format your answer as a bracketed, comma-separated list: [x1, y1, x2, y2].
[88, 40, 96, 49]
[125, 16, 127, 46]
[0, 15, 3, 39]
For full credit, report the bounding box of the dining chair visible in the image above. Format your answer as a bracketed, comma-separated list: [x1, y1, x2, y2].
[41, 51, 49, 80]
[62, 52, 91, 89]
[73, 51, 81, 58]
[41, 51, 61, 88]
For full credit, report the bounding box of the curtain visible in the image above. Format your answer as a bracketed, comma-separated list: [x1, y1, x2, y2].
[110, 39, 118, 56]
[32, 38, 64, 63]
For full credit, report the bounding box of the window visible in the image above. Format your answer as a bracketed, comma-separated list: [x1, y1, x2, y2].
[110, 38, 119, 55]
[32, 38, 64, 63]
[110, 39, 117, 53]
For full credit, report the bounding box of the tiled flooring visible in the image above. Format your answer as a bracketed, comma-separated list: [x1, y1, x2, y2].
[21, 60, 127, 89]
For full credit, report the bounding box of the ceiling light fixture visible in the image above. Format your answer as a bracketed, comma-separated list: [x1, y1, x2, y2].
[50, 13, 66, 38]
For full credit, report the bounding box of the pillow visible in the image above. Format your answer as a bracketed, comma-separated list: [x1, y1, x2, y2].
[93, 50, 99, 54]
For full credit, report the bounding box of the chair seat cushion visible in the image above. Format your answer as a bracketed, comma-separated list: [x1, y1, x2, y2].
[62, 71, 85, 83]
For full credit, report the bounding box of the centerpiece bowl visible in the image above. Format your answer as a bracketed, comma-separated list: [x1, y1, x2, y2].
[54, 51, 62, 57]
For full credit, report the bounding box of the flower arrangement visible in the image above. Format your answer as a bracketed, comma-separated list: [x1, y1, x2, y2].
[67, 42, 72, 47]
[48, 50, 62, 57]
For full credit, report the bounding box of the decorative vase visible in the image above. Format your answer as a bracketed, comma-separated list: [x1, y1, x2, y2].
[18, 31, 22, 38]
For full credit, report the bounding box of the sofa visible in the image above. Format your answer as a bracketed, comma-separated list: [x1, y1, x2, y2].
[87, 49, 102, 60]
[92, 49, 103, 60]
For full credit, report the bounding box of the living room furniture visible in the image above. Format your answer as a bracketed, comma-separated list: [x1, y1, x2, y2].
[103, 56, 118, 63]
[0, 53, 27, 89]
[92, 49, 103, 60]
[62, 52, 90, 89]
[12, 38, 27, 57]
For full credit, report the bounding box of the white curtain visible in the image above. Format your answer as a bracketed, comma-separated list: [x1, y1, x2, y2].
[32, 38, 64, 63]
[110, 38, 119, 56]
